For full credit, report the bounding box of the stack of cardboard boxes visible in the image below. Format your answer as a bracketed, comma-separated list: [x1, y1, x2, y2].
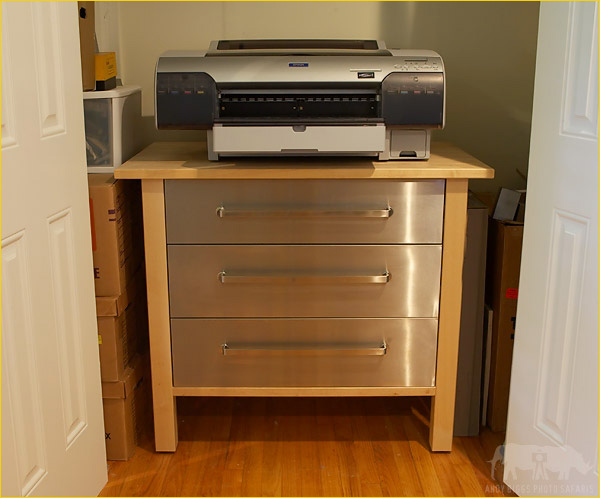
[89, 174, 151, 460]
[476, 190, 525, 432]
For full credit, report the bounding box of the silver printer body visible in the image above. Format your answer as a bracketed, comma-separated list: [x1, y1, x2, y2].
[155, 40, 445, 160]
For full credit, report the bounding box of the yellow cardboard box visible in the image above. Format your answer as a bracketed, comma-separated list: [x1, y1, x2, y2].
[95, 52, 117, 90]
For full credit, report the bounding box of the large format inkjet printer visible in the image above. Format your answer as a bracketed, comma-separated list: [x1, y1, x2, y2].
[155, 40, 445, 160]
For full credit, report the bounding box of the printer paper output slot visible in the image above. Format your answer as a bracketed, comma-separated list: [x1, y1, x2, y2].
[218, 91, 379, 120]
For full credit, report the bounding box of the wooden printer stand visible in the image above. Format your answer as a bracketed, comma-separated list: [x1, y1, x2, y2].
[114, 142, 494, 452]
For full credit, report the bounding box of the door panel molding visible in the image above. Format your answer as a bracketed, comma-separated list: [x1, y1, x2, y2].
[1, 3, 18, 149]
[32, 1, 66, 138]
[535, 210, 588, 445]
[1, 231, 48, 495]
[47, 209, 88, 448]
[561, 1, 599, 139]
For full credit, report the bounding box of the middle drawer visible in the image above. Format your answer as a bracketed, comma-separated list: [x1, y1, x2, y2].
[168, 245, 442, 318]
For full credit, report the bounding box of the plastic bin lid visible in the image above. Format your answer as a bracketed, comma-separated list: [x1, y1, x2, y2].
[83, 84, 141, 100]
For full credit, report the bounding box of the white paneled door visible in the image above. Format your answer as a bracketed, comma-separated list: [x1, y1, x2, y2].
[504, 1, 598, 497]
[1, 2, 107, 496]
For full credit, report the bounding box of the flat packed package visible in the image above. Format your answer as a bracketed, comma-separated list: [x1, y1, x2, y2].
[485, 218, 524, 432]
[101, 353, 151, 460]
[88, 174, 143, 296]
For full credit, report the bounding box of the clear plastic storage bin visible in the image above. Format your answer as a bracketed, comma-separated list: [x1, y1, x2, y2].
[83, 85, 143, 173]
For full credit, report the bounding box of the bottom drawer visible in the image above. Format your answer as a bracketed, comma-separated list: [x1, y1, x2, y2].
[171, 318, 438, 387]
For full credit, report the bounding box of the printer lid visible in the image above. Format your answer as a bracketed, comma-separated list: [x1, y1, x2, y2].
[206, 39, 391, 56]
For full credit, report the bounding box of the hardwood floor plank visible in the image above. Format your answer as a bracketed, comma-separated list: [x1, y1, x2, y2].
[297, 399, 321, 471]
[240, 399, 267, 497]
[220, 469, 244, 496]
[383, 417, 425, 496]
[158, 442, 192, 496]
[99, 461, 126, 496]
[332, 400, 364, 497]
[449, 439, 487, 496]
[431, 452, 466, 497]
[348, 398, 384, 496]
[198, 399, 234, 496]
[260, 399, 283, 497]
[402, 413, 445, 496]
[281, 400, 302, 497]
[225, 399, 250, 471]
[315, 399, 345, 497]
[119, 444, 171, 497]
[406, 402, 485, 497]
[162, 399, 213, 496]
[459, 436, 505, 496]
[365, 399, 413, 497]
[99, 397, 514, 497]
[300, 469, 324, 497]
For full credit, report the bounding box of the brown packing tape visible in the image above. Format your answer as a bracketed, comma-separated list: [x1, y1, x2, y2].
[95, 264, 146, 317]
[102, 378, 126, 399]
[98, 295, 144, 382]
[95, 293, 129, 318]
[101, 353, 147, 400]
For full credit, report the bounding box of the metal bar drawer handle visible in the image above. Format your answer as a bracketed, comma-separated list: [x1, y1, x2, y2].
[218, 271, 390, 284]
[216, 206, 393, 218]
[221, 343, 387, 357]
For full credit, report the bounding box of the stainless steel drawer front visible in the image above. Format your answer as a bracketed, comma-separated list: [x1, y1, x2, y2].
[171, 318, 438, 387]
[168, 245, 442, 318]
[165, 179, 444, 244]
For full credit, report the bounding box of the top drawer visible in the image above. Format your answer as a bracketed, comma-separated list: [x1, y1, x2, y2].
[165, 179, 444, 244]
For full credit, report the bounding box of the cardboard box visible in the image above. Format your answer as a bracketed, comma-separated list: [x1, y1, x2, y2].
[95, 265, 144, 317]
[95, 52, 117, 91]
[88, 174, 143, 297]
[97, 274, 148, 382]
[77, 2, 95, 91]
[102, 354, 151, 461]
[454, 194, 488, 436]
[485, 218, 524, 432]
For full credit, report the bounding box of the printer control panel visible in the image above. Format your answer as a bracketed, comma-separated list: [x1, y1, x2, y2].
[393, 57, 442, 72]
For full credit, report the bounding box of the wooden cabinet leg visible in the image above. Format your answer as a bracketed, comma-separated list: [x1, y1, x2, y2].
[430, 179, 469, 452]
[142, 179, 178, 451]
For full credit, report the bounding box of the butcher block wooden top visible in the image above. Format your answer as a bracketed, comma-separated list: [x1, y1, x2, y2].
[114, 141, 494, 180]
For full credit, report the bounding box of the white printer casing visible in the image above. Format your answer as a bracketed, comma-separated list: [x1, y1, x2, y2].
[155, 40, 445, 160]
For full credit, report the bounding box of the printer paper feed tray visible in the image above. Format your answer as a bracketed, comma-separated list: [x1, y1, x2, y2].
[211, 125, 385, 155]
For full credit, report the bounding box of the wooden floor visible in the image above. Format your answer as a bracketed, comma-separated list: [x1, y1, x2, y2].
[100, 397, 512, 497]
